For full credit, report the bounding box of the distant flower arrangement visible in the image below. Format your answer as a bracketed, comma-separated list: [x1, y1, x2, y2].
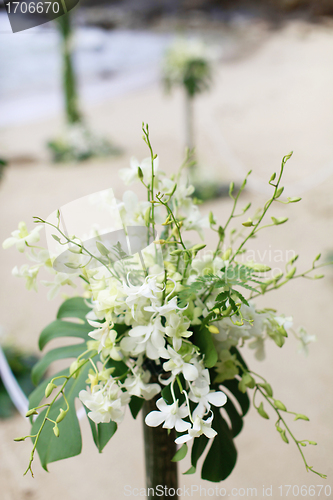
[4, 125, 328, 481]
[163, 38, 216, 97]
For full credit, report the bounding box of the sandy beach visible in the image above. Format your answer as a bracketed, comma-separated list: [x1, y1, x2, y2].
[0, 19, 333, 499]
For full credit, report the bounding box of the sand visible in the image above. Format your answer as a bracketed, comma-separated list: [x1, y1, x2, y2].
[0, 19, 333, 500]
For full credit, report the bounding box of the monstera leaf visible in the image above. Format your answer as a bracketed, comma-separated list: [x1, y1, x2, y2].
[28, 297, 128, 468]
[31, 297, 92, 385]
[184, 347, 250, 481]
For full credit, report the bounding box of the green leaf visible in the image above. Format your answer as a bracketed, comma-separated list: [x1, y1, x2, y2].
[171, 443, 188, 462]
[31, 344, 86, 386]
[230, 346, 249, 371]
[191, 433, 209, 473]
[191, 325, 218, 368]
[183, 466, 196, 475]
[129, 396, 145, 419]
[162, 375, 186, 406]
[221, 378, 250, 416]
[96, 241, 110, 256]
[223, 397, 243, 437]
[231, 289, 249, 307]
[201, 407, 237, 482]
[105, 359, 128, 378]
[57, 297, 91, 321]
[97, 421, 117, 452]
[38, 320, 91, 350]
[31, 364, 90, 470]
[28, 369, 68, 417]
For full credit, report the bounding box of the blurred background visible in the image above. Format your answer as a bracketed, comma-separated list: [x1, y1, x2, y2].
[1, 0, 333, 499]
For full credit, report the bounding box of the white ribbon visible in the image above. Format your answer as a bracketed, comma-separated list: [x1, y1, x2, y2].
[0, 344, 85, 420]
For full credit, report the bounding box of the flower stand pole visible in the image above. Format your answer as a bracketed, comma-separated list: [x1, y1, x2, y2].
[142, 398, 178, 500]
[57, 13, 81, 125]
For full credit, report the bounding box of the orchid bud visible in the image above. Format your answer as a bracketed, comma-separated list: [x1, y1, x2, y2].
[271, 216, 288, 225]
[45, 382, 57, 398]
[242, 219, 253, 227]
[294, 414, 309, 421]
[275, 187, 284, 199]
[274, 399, 287, 411]
[222, 248, 232, 261]
[280, 430, 289, 443]
[287, 197, 302, 203]
[56, 409, 68, 424]
[286, 267, 296, 279]
[258, 402, 269, 419]
[26, 409, 38, 418]
[208, 211, 216, 225]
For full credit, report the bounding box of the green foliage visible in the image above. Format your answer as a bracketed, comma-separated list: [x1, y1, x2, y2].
[31, 297, 92, 385]
[31, 364, 90, 471]
[38, 319, 91, 351]
[57, 297, 91, 321]
[185, 356, 250, 480]
[191, 324, 218, 368]
[201, 407, 237, 482]
[172, 443, 188, 462]
[129, 396, 145, 419]
[178, 264, 262, 308]
[85, 405, 117, 453]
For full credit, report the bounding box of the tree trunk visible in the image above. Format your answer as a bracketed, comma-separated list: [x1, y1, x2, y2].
[57, 14, 81, 124]
[142, 398, 179, 500]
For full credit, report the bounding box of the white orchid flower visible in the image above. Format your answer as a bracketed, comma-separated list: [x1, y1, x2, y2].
[119, 156, 159, 185]
[79, 380, 130, 424]
[161, 346, 199, 382]
[122, 316, 165, 360]
[123, 370, 160, 400]
[12, 264, 39, 291]
[41, 272, 77, 300]
[275, 316, 293, 330]
[164, 312, 193, 351]
[145, 397, 191, 432]
[189, 388, 227, 419]
[88, 320, 122, 361]
[3, 222, 43, 252]
[297, 327, 316, 356]
[175, 414, 217, 444]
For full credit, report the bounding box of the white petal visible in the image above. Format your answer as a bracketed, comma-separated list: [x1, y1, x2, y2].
[207, 391, 227, 407]
[203, 426, 217, 439]
[2, 237, 17, 249]
[183, 363, 199, 381]
[145, 411, 165, 427]
[175, 433, 192, 444]
[175, 418, 191, 432]
[155, 398, 169, 413]
[163, 414, 177, 429]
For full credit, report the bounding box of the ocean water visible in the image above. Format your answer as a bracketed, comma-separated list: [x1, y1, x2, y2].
[0, 12, 172, 126]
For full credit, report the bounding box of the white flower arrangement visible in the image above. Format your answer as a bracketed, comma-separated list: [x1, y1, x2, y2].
[4, 124, 329, 482]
